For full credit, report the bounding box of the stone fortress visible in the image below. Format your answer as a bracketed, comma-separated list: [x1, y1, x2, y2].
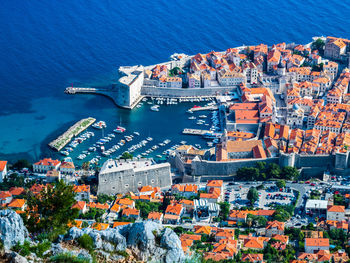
[97, 158, 172, 195]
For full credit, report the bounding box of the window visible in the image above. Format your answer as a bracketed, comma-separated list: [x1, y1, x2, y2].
[138, 182, 142, 185]
[151, 179, 155, 184]
[125, 184, 129, 188]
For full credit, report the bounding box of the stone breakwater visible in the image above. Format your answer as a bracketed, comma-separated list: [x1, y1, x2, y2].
[48, 117, 96, 151]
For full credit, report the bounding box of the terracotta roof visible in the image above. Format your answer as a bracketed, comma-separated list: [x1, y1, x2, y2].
[242, 253, 263, 262]
[92, 222, 109, 231]
[305, 238, 329, 247]
[112, 221, 131, 228]
[327, 205, 345, 213]
[122, 207, 139, 217]
[266, 220, 285, 231]
[207, 180, 223, 187]
[148, 211, 163, 220]
[72, 201, 86, 210]
[9, 187, 25, 196]
[0, 191, 12, 199]
[73, 184, 90, 193]
[165, 203, 183, 215]
[8, 199, 25, 208]
[0, 161, 7, 172]
[34, 158, 60, 166]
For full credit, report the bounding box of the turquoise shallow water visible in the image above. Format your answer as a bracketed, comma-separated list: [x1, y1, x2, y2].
[0, 0, 350, 163]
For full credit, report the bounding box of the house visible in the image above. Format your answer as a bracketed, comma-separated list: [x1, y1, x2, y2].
[241, 253, 264, 262]
[200, 188, 222, 203]
[9, 187, 25, 197]
[7, 199, 26, 211]
[327, 205, 345, 221]
[112, 222, 131, 228]
[216, 138, 264, 161]
[243, 237, 269, 250]
[215, 229, 235, 241]
[122, 207, 140, 220]
[171, 184, 198, 198]
[116, 198, 135, 209]
[46, 169, 61, 183]
[265, 220, 285, 237]
[138, 185, 155, 196]
[91, 222, 109, 231]
[0, 191, 12, 205]
[147, 211, 163, 224]
[164, 203, 183, 224]
[33, 158, 61, 174]
[206, 180, 223, 194]
[324, 37, 347, 60]
[228, 210, 248, 222]
[0, 161, 8, 183]
[72, 201, 88, 214]
[304, 238, 330, 253]
[73, 184, 91, 202]
[59, 159, 75, 175]
[29, 184, 46, 195]
[194, 225, 212, 235]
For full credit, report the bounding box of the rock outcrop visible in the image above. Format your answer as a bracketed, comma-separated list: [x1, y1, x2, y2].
[67, 221, 184, 262]
[0, 210, 28, 249]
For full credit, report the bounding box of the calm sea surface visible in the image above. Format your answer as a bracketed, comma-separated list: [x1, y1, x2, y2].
[1, 0, 350, 164]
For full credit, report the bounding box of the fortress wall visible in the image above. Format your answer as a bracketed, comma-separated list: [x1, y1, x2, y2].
[191, 157, 279, 176]
[295, 154, 334, 169]
[141, 86, 237, 98]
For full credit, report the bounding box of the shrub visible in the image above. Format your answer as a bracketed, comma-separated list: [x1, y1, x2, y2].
[50, 253, 90, 263]
[115, 250, 129, 258]
[77, 234, 94, 252]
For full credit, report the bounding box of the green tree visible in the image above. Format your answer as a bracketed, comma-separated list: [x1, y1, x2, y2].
[276, 180, 286, 189]
[247, 187, 259, 205]
[12, 159, 32, 170]
[121, 152, 133, 160]
[311, 38, 325, 54]
[218, 202, 230, 220]
[236, 167, 259, 181]
[266, 163, 282, 178]
[333, 194, 346, 206]
[281, 166, 299, 180]
[24, 180, 79, 235]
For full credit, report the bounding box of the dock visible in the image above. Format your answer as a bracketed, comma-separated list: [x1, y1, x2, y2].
[182, 128, 211, 136]
[48, 117, 96, 151]
[189, 105, 218, 112]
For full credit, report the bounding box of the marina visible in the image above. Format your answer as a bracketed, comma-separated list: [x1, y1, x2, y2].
[43, 97, 222, 167]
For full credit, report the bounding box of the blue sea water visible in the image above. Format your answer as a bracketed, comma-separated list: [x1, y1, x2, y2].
[1, 0, 350, 164]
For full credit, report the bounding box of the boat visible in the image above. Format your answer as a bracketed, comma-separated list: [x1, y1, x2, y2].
[199, 115, 207, 118]
[114, 126, 126, 133]
[60, 151, 69, 156]
[92, 121, 107, 129]
[156, 155, 162, 158]
[133, 132, 140, 136]
[188, 116, 196, 120]
[146, 137, 153, 141]
[187, 109, 193, 114]
[151, 105, 160, 111]
[180, 141, 187, 145]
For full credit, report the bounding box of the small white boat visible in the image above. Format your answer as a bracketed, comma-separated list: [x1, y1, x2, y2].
[199, 115, 207, 118]
[188, 116, 196, 120]
[151, 105, 160, 111]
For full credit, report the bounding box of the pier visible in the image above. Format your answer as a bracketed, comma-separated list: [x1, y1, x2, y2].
[48, 117, 96, 151]
[189, 105, 218, 112]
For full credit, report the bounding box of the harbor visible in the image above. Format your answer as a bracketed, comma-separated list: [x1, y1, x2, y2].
[44, 96, 223, 167]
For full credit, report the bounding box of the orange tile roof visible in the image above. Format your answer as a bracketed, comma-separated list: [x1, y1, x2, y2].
[122, 207, 139, 217]
[242, 253, 264, 262]
[34, 158, 60, 166]
[194, 225, 212, 235]
[9, 187, 25, 196]
[72, 201, 86, 210]
[207, 180, 223, 187]
[266, 220, 285, 231]
[327, 205, 345, 213]
[117, 198, 134, 206]
[165, 203, 183, 216]
[0, 191, 12, 199]
[305, 238, 329, 247]
[8, 199, 26, 208]
[0, 161, 7, 172]
[92, 222, 109, 231]
[73, 184, 90, 193]
[148, 211, 163, 220]
[112, 221, 131, 228]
